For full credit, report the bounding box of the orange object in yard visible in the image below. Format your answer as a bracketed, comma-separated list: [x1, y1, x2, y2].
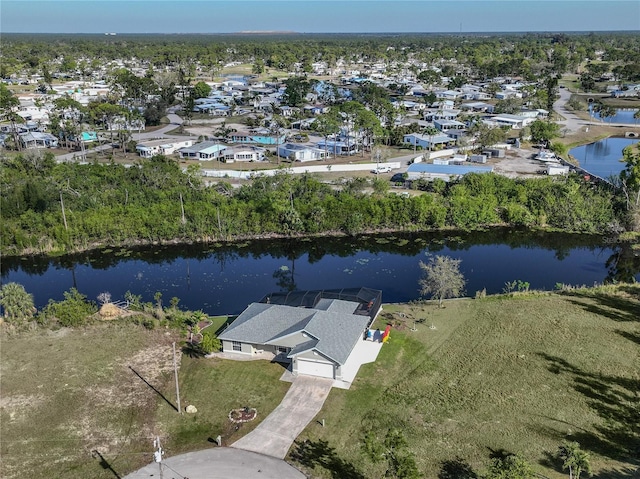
[382, 324, 391, 343]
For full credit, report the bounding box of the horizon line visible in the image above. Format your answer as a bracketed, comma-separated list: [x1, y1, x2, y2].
[4, 29, 639, 35]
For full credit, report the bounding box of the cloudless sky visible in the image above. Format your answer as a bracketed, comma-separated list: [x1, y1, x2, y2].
[2, 0, 639, 34]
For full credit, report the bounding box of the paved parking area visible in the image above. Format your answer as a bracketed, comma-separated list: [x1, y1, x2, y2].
[336, 338, 383, 388]
[231, 375, 334, 458]
[122, 447, 305, 479]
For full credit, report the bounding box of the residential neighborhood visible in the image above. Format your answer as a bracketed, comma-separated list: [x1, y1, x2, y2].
[1, 26, 640, 479]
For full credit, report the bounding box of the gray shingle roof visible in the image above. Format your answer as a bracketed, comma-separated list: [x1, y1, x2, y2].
[219, 299, 369, 365]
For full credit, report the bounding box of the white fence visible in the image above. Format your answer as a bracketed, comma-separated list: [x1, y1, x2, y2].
[198, 161, 402, 179]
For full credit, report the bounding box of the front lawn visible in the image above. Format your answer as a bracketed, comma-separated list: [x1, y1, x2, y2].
[291, 286, 640, 478]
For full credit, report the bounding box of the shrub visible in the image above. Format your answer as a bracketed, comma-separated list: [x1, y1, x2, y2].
[42, 288, 98, 327]
[200, 330, 221, 354]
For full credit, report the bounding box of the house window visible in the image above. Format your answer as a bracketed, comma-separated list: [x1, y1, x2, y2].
[232, 341, 242, 352]
[277, 346, 290, 355]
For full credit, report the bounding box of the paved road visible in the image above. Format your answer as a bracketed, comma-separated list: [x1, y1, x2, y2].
[553, 87, 639, 135]
[122, 447, 305, 479]
[231, 375, 334, 459]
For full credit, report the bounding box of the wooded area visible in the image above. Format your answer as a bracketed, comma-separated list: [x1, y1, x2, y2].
[0, 153, 619, 256]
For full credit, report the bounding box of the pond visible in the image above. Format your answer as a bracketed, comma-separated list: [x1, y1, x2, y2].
[589, 106, 639, 124]
[569, 137, 639, 179]
[2, 230, 638, 315]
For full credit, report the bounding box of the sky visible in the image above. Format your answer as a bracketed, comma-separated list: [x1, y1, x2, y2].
[2, 0, 639, 34]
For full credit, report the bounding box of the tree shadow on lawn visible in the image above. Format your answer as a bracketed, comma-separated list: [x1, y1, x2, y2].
[616, 329, 640, 346]
[290, 439, 365, 479]
[438, 456, 479, 479]
[559, 289, 640, 323]
[537, 353, 640, 463]
[592, 466, 640, 479]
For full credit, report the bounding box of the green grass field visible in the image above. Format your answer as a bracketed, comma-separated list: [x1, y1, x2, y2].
[0, 321, 288, 479]
[290, 287, 640, 478]
[1, 287, 638, 479]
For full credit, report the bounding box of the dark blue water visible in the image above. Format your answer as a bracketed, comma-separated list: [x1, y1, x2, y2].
[2, 231, 637, 315]
[570, 137, 639, 179]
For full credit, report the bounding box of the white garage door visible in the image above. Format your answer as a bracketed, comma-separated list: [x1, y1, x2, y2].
[297, 359, 335, 379]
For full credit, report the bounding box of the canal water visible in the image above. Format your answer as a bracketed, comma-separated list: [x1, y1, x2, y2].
[590, 107, 639, 124]
[2, 231, 637, 315]
[570, 137, 638, 180]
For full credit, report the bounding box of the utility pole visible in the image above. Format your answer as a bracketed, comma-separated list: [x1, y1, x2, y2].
[173, 342, 182, 414]
[153, 436, 164, 479]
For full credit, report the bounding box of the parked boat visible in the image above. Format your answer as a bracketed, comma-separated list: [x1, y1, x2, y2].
[535, 150, 560, 163]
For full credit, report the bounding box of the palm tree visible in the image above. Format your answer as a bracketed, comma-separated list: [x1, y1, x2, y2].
[558, 442, 591, 479]
[269, 115, 288, 164]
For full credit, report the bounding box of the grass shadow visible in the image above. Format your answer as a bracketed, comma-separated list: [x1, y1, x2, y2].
[290, 439, 365, 479]
[536, 353, 640, 462]
[128, 366, 178, 412]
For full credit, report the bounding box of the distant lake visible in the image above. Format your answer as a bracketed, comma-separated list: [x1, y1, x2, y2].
[2, 231, 638, 316]
[569, 137, 639, 179]
[590, 107, 639, 124]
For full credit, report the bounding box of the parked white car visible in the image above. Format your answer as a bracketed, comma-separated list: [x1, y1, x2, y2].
[371, 165, 392, 174]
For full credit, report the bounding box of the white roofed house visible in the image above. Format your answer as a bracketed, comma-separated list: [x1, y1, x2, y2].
[178, 141, 227, 160]
[222, 145, 266, 162]
[136, 139, 195, 158]
[218, 288, 383, 384]
[277, 143, 329, 162]
[434, 119, 466, 132]
[403, 132, 456, 151]
[485, 114, 535, 130]
[19, 131, 58, 149]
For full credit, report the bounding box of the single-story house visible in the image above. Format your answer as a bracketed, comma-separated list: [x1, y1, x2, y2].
[19, 131, 58, 149]
[423, 108, 460, 122]
[611, 85, 640, 98]
[137, 139, 195, 158]
[406, 163, 494, 181]
[316, 139, 358, 156]
[434, 119, 466, 132]
[178, 141, 227, 160]
[222, 145, 266, 162]
[460, 102, 495, 113]
[193, 102, 230, 116]
[278, 143, 329, 162]
[218, 288, 382, 380]
[435, 89, 461, 100]
[303, 105, 330, 116]
[403, 133, 456, 150]
[484, 114, 535, 130]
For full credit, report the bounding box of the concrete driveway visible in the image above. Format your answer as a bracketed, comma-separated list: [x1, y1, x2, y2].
[231, 375, 334, 459]
[122, 447, 305, 479]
